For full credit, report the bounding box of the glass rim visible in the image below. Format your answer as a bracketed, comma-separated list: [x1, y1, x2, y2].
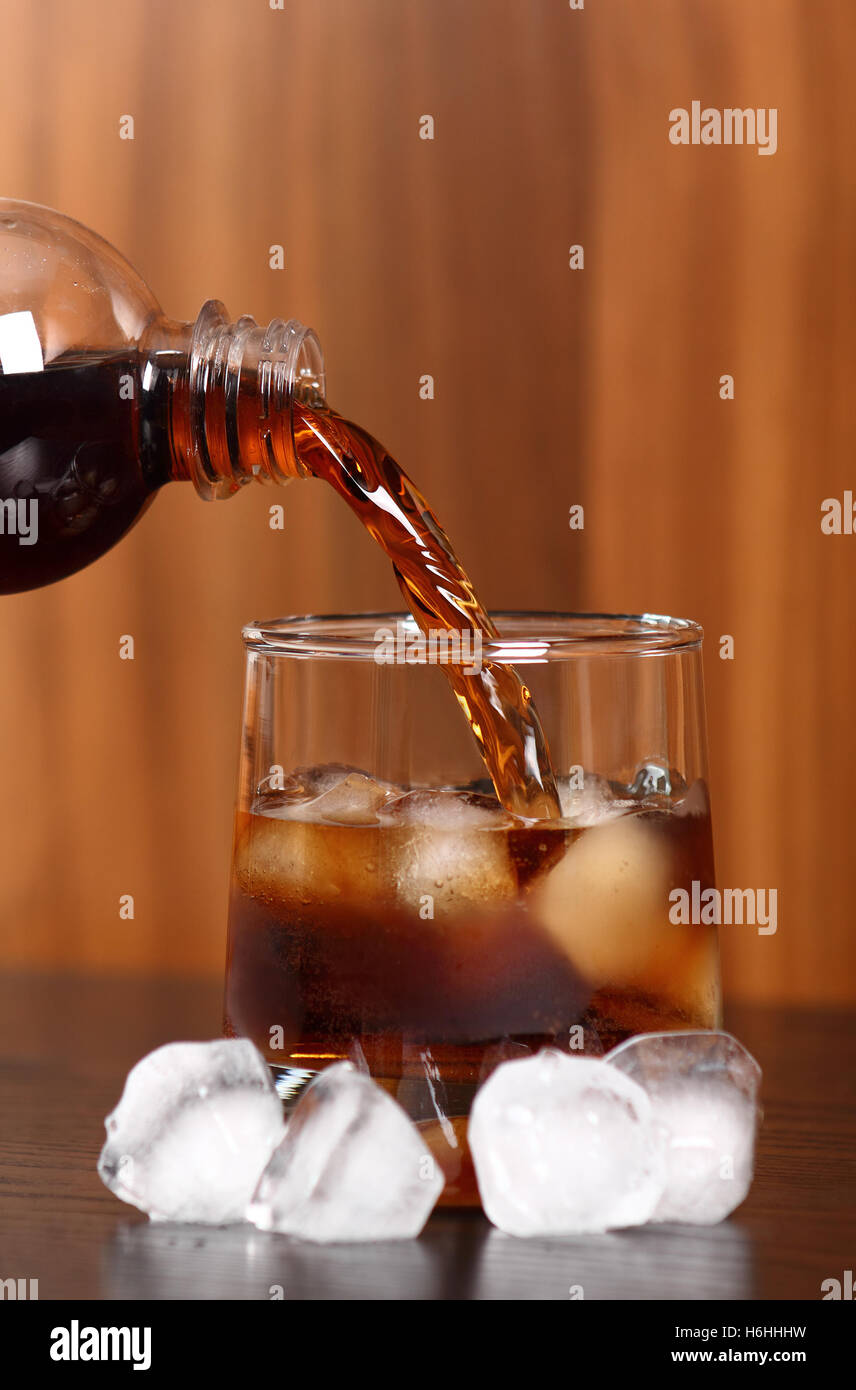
[241, 611, 703, 660]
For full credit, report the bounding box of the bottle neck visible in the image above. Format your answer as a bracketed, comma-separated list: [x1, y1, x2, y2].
[142, 300, 326, 499]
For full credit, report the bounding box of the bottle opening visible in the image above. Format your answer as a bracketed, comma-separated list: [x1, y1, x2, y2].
[177, 301, 327, 499]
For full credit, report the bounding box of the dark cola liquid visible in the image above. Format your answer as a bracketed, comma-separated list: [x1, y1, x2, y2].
[0, 354, 162, 594]
[225, 777, 719, 1205]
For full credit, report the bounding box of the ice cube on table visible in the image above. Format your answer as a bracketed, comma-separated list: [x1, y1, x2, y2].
[606, 1030, 761, 1224]
[468, 1050, 665, 1236]
[248, 1061, 445, 1242]
[97, 1040, 286, 1225]
[380, 788, 517, 915]
[531, 811, 674, 987]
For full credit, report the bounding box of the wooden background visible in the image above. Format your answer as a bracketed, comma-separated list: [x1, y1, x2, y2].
[0, 0, 853, 1004]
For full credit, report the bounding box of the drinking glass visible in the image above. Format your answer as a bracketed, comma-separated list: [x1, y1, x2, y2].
[224, 611, 720, 1203]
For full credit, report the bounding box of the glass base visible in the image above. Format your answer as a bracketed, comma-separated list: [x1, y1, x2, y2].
[270, 1064, 318, 1106]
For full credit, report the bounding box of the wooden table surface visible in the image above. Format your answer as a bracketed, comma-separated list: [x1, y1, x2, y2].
[0, 974, 853, 1301]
